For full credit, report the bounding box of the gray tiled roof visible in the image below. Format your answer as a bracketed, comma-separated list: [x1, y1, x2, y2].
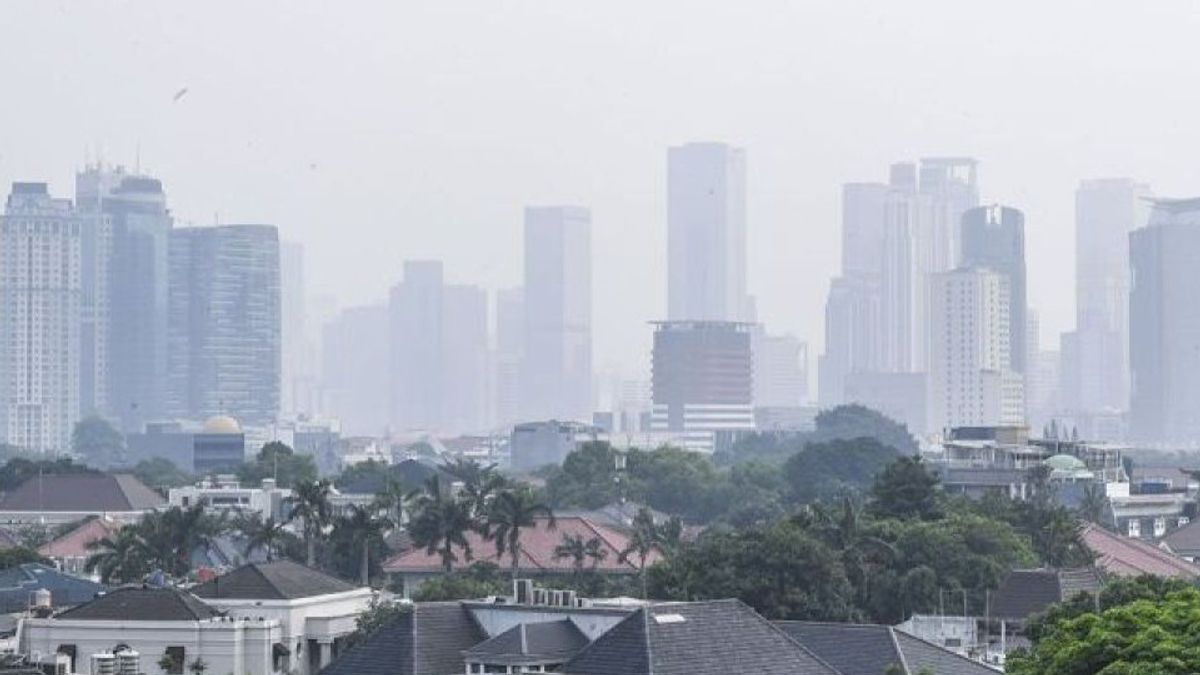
[563, 599, 839, 675]
[0, 564, 105, 613]
[465, 619, 589, 666]
[1162, 518, 1200, 556]
[0, 474, 164, 513]
[55, 586, 219, 621]
[192, 560, 357, 600]
[777, 621, 1000, 675]
[320, 602, 486, 675]
[990, 568, 1102, 622]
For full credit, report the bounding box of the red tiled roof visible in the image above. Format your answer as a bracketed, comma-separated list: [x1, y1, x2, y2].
[38, 518, 122, 559]
[1079, 522, 1200, 579]
[382, 516, 662, 575]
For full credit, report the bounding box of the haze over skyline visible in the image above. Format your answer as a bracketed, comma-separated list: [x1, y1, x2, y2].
[4, 1, 1200, 382]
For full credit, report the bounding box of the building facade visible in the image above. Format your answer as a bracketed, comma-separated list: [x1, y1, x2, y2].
[521, 206, 592, 422]
[960, 204, 1027, 375]
[0, 183, 82, 453]
[167, 225, 281, 425]
[667, 142, 750, 322]
[650, 321, 754, 452]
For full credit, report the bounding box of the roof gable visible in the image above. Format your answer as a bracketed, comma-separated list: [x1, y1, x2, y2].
[775, 622, 903, 675]
[55, 586, 219, 621]
[38, 518, 121, 559]
[0, 474, 164, 513]
[192, 560, 357, 600]
[320, 602, 485, 675]
[1080, 523, 1200, 578]
[466, 619, 590, 665]
[893, 631, 1001, 675]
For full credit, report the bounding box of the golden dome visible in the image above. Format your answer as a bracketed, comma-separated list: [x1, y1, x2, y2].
[202, 415, 242, 435]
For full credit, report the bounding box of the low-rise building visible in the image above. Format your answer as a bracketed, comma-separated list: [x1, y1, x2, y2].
[0, 474, 164, 526]
[169, 477, 291, 521]
[37, 518, 122, 578]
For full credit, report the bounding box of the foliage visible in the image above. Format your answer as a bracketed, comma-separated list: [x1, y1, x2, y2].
[783, 437, 902, 504]
[71, 416, 127, 468]
[442, 458, 509, 520]
[543, 442, 622, 509]
[868, 456, 940, 520]
[809, 404, 919, 454]
[86, 505, 227, 582]
[132, 457, 195, 491]
[554, 533, 608, 573]
[333, 459, 392, 490]
[343, 598, 412, 649]
[234, 513, 296, 563]
[287, 479, 333, 567]
[1024, 575, 1196, 642]
[0, 547, 49, 569]
[1008, 586, 1200, 675]
[330, 504, 392, 586]
[409, 562, 510, 601]
[238, 442, 317, 489]
[408, 474, 476, 572]
[487, 487, 555, 580]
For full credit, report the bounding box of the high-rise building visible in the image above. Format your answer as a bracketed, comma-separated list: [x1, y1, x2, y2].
[167, 225, 281, 426]
[76, 165, 173, 432]
[918, 157, 979, 273]
[650, 321, 754, 452]
[388, 260, 445, 431]
[1129, 198, 1200, 442]
[752, 329, 808, 408]
[1061, 179, 1151, 415]
[321, 304, 389, 436]
[280, 240, 315, 416]
[667, 143, 749, 322]
[521, 206, 592, 422]
[930, 267, 1024, 431]
[960, 205, 1027, 374]
[492, 287, 524, 428]
[442, 284, 488, 433]
[0, 183, 82, 453]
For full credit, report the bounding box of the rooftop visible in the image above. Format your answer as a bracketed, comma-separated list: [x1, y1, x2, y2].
[1080, 522, 1200, 579]
[55, 586, 220, 622]
[0, 474, 165, 513]
[320, 602, 486, 675]
[192, 560, 358, 600]
[464, 619, 589, 666]
[776, 621, 1000, 675]
[989, 568, 1103, 622]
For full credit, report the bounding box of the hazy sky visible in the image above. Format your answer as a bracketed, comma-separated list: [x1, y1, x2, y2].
[4, 1, 1200, 386]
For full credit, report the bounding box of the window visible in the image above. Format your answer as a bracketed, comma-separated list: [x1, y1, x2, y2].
[1127, 519, 1141, 538]
[1154, 517, 1167, 538]
[56, 645, 76, 674]
[162, 646, 185, 675]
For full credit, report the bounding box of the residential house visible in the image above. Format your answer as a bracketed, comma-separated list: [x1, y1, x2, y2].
[776, 621, 1001, 675]
[1079, 522, 1200, 578]
[38, 518, 121, 578]
[0, 564, 104, 614]
[0, 474, 164, 526]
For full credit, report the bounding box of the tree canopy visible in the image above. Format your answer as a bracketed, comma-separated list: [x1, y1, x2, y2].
[237, 441, 317, 488]
[71, 416, 127, 468]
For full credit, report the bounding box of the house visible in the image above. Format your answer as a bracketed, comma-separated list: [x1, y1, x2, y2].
[191, 560, 373, 675]
[20, 586, 284, 675]
[776, 621, 1001, 675]
[0, 564, 104, 614]
[0, 474, 164, 525]
[1161, 518, 1200, 561]
[1079, 522, 1200, 578]
[989, 568, 1103, 625]
[382, 516, 660, 596]
[169, 477, 292, 521]
[38, 517, 122, 577]
[317, 602, 487, 675]
[463, 619, 589, 673]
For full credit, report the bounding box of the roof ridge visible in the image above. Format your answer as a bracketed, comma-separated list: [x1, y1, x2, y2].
[893, 628, 1003, 672]
[642, 606, 655, 675]
[886, 627, 912, 675]
[740, 600, 842, 675]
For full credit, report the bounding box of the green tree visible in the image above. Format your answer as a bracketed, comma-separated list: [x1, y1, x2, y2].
[543, 442, 621, 509]
[344, 598, 412, 649]
[86, 527, 151, 583]
[810, 404, 918, 454]
[132, 457, 195, 491]
[238, 442, 317, 488]
[71, 416, 126, 468]
[868, 456, 940, 520]
[408, 474, 475, 572]
[441, 458, 508, 519]
[1008, 586, 1200, 675]
[1076, 482, 1109, 525]
[333, 504, 393, 586]
[0, 457, 96, 491]
[409, 562, 509, 601]
[619, 507, 664, 599]
[554, 533, 608, 576]
[236, 513, 293, 562]
[783, 437, 901, 504]
[808, 496, 897, 609]
[0, 547, 49, 569]
[487, 487, 555, 582]
[287, 479, 332, 567]
[137, 505, 227, 576]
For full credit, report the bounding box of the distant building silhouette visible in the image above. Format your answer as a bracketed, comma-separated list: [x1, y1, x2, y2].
[167, 225, 281, 425]
[0, 183, 82, 453]
[667, 143, 751, 322]
[1129, 198, 1200, 442]
[520, 206, 592, 422]
[321, 304, 389, 436]
[960, 204, 1027, 375]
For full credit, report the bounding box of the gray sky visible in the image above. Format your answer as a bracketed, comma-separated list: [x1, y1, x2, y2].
[3, 0, 1200, 384]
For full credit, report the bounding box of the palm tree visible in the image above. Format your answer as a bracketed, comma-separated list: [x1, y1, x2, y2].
[237, 513, 291, 562]
[811, 496, 896, 608]
[334, 504, 394, 586]
[372, 478, 413, 525]
[288, 479, 333, 566]
[408, 474, 475, 573]
[488, 488, 555, 583]
[1077, 482, 1109, 525]
[86, 527, 150, 584]
[554, 533, 608, 575]
[619, 507, 660, 599]
[137, 505, 227, 576]
[441, 458, 507, 519]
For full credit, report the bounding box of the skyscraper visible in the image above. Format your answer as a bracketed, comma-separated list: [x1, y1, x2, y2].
[492, 287, 524, 428]
[0, 183, 82, 453]
[960, 205, 1027, 374]
[388, 260, 445, 431]
[667, 143, 749, 322]
[651, 321, 754, 452]
[167, 225, 281, 426]
[1129, 198, 1200, 442]
[751, 329, 808, 408]
[1061, 178, 1151, 416]
[442, 284, 488, 433]
[76, 165, 172, 432]
[321, 304, 389, 436]
[280, 240, 312, 416]
[521, 206, 592, 421]
[930, 267, 1023, 431]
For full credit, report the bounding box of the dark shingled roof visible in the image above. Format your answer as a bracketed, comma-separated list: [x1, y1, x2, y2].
[320, 602, 486, 675]
[0, 564, 105, 613]
[776, 621, 1000, 675]
[563, 599, 839, 675]
[192, 560, 358, 600]
[1163, 518, 1200, 557]
[990, 568, 1103, 622]
[465, 619, 589, 666]
[0, 474, 164, 513]
[55, 586, 219, 621]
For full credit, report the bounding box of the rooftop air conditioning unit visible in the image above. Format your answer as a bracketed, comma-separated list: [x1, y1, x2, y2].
[116, 650, 139, 675]
[90, 653, 116, 675]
